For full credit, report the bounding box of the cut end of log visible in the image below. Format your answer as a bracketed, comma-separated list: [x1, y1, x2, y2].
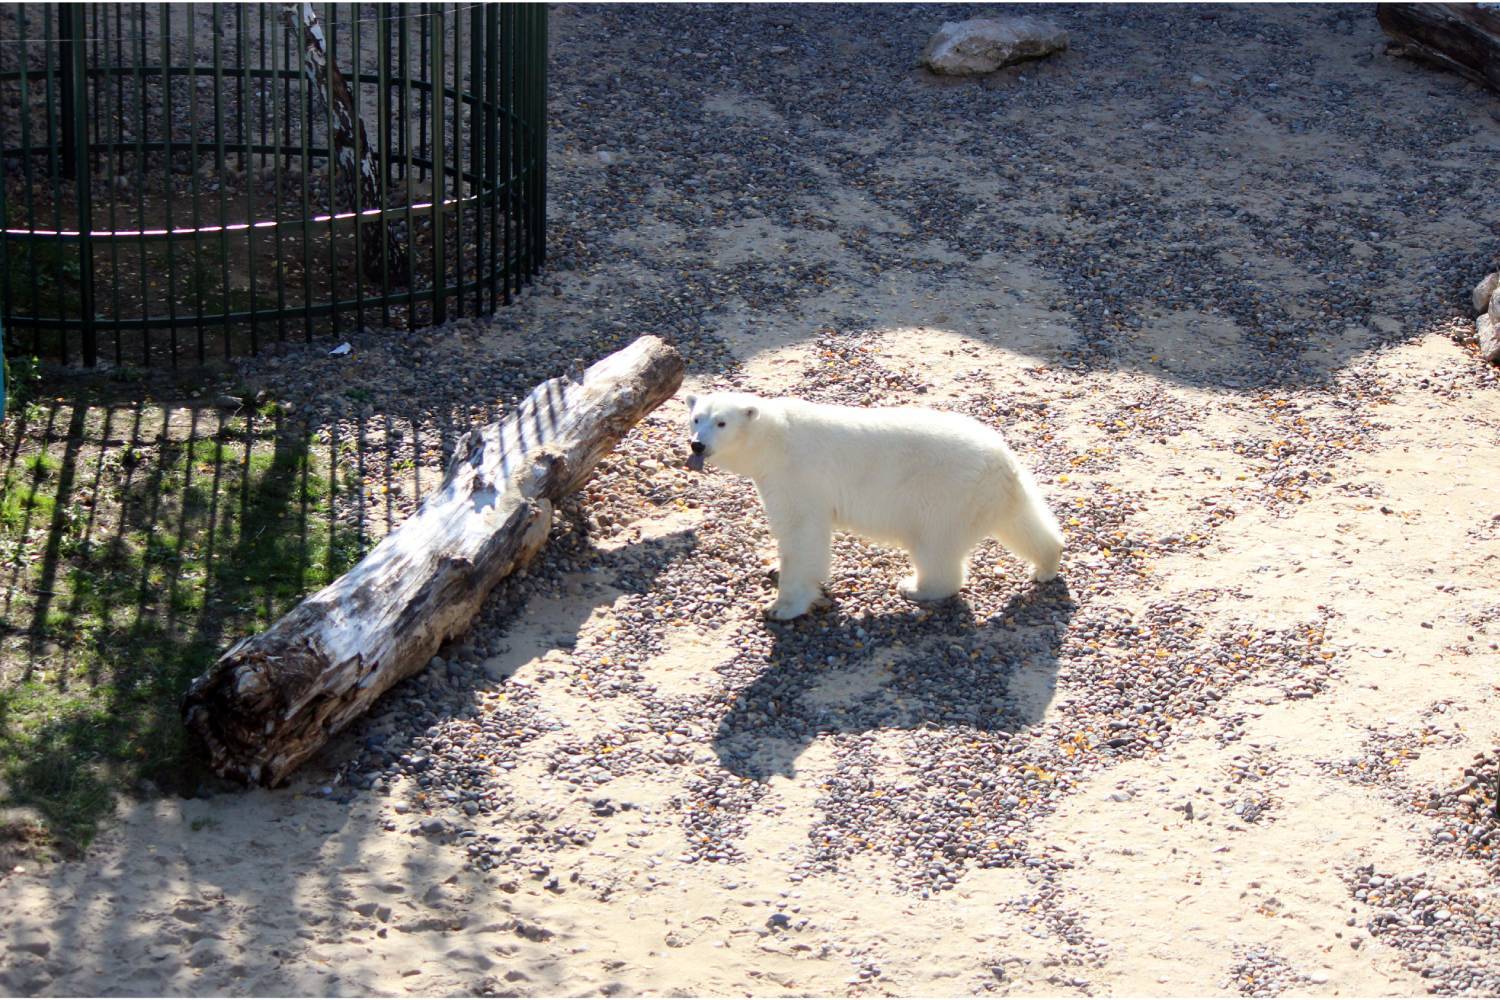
[1377, 3, 1500, 93]
[182, 336, 685, 786]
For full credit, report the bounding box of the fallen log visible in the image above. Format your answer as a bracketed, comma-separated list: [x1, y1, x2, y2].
[1376, 3, 1500, 93]
[286, 3, 411, 285]
[182, 335, 685, 786]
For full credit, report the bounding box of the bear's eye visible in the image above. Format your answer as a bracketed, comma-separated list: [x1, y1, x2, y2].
[716, 420, 726, 428]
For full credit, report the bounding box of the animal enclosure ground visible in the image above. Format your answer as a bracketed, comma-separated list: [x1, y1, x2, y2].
[3, 4, 1500, 997]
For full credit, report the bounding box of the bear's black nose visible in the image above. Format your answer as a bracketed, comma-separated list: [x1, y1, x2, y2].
[690, 441, 705, 454]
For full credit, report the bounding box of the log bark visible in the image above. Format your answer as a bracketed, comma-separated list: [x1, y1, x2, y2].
[286, 3, 411, 285]
[182, 335, 685, 786]
[1377, 3, 1500, 93]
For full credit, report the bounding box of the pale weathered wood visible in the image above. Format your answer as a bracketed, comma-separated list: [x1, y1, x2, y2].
[286, 3, 410, 284]
[182, 336, 685, 785]
[1377, 3, 1500, 93]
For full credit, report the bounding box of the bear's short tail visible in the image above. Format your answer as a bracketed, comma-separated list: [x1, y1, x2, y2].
[991, 467, 1064, 582]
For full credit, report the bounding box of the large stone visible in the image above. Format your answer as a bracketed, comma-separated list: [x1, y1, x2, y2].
[922, 18, 1068, 76]
[1474, 271, 1499, 314]
[1477, 314, 1500, 364]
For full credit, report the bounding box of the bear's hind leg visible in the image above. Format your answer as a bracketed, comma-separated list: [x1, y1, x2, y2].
[989, 492, 1063, 583]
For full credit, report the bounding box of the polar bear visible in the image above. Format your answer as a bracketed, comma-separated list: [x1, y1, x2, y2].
[684, 391, 1063, 620]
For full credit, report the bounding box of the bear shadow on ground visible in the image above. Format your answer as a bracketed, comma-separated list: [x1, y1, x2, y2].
[712, 578, 1075, 780]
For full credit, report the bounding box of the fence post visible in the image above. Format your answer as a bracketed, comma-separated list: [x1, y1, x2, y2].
[59, 4, 75, 180]
[67, 3, 96, 366]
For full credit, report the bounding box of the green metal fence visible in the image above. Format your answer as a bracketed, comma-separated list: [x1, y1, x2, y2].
[0, 3, 547, 368]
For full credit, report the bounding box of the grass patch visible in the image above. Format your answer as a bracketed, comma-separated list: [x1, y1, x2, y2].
[0, 392, 364, 852]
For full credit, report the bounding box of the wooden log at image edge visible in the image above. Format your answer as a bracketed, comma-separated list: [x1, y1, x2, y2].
[1377, 3, 1500, 93]
[182, 335, 685, 786]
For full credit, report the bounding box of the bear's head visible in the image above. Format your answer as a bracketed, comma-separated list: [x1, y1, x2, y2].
[682, 392, 763, 474]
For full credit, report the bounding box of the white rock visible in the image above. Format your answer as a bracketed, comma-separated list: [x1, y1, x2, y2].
[922, 17, 1067, 77]
[1190, 73, 1211, 88]
[1477, 314, 1500, 364]
[1471, 271, 1498, 314]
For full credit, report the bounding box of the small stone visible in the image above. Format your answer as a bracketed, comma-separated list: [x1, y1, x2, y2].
[596, 150, 617, 166]
[12, 937, 50, 958]
[1473, 272, 1499, 314]
[463, 801, 480, 817]
[921, 17, 1067, 77]
[187, 940, 220, 968]
[1190, 73, 1211, 88]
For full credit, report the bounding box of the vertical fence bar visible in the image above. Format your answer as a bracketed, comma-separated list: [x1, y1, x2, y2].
[418, 2, 428, 184]
[352, 2, 366, 332]
[535, 6, 547, 272]
[135, 2, 149, 365]
[189, 2, 206, 363]
[483, 4, 498, 310]
[517, 4, 529, 294]
[498, 3, 511, 304]
[43, 6, 67, 362]
[14, 8, 37, 356]
[59, 6, 76, 181]
[324, 3, 340, 335]
[469, 3, 482, 311]
[160, 2, 179, 366]
[451, 7, 463, 316]
[271, 2, 288, 344]
[296, 2, 313, 342]
[240, 3, 259, 353]
[377, 2, 392, 327]
[403, 4, 417, 327]
[107, 3, 123, 364]
[214, 3, 232, 357]
[90, 5, 102, 153]
[71, 4, 97, 366]
[430, 3, 445, 325]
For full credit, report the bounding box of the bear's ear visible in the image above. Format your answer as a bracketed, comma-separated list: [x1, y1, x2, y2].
[744, 405, 758, 420]
[683, 393, 697, 412]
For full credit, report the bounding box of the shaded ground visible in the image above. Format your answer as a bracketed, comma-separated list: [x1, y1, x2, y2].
[3, 4, 1500, 997]
[0, 373, 368, 849]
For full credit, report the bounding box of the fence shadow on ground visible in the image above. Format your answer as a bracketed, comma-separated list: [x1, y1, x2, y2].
[0, 377, 401, 852]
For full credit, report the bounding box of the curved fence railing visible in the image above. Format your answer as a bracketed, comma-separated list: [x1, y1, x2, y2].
[0, 3, 547, 368]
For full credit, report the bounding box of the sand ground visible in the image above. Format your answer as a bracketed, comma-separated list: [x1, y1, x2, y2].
[3, 4, 1500, 997]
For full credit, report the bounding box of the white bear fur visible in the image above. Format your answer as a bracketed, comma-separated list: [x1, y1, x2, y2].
[685, 391, 1064, 620]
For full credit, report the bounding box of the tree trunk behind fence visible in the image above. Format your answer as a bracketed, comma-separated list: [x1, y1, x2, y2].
[287, 3, 411, 285]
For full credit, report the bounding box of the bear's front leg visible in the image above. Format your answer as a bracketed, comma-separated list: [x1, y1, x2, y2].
[764, 505, 831, 621]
